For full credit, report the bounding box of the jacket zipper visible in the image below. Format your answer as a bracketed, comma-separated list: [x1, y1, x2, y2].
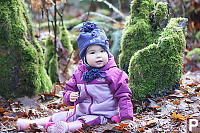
[84, 83, 93, 114]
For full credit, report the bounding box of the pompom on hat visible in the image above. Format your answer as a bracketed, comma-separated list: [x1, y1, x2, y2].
[77, 21, 109, 63]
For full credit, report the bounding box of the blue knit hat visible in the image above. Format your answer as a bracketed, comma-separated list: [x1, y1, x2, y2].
[77, 21, 109, 63]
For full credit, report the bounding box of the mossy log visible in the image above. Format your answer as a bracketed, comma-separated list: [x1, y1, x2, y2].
[0, 0, 52, 99]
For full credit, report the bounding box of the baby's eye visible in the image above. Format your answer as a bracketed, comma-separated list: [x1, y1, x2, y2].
[90, 52, 95, 54]
[100, 50, 105, 52]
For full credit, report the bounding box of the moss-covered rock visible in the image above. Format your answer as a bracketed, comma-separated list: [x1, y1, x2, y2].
[0, 0, 52, 99]
[118, 0, 168, 73]
[129, 18, 187, 100]
[186, 48, 200, 63]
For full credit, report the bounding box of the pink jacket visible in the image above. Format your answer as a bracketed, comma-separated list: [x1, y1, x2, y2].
[63, 55, 133, 121]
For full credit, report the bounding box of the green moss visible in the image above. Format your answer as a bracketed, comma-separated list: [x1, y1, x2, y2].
[38, 65, 53, 93]
[195, 31, 200, 40]
[45, 36, 55, 69]
[128, 0, 155, 26]
[153, 2, 168, 27]
[129, 18, 187, 100]
[186, 48, 200, 63]
[119, 1, 169, 72]
[0, 0, 52, 99]
[44, 35, 59, 84]
[70, 32, 79, 50]
[119, 0, 156, 71]
[60, 26, 73, 52]
[119, 20, 153, 71]
[48, 54, 59, 84]
[152, 2, 168, 42]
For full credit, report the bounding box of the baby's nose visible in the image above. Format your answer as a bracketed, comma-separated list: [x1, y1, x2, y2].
[96, 52, 101, 57]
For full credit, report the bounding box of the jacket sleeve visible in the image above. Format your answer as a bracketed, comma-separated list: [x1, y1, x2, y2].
[108, 69, 133, 121]
[63, 70, 79, 106]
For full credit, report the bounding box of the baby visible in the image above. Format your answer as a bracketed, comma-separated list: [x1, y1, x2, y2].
[17, 21, 134, 133]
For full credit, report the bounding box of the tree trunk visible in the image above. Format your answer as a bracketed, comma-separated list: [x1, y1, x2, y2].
[0, 0, 52, 99]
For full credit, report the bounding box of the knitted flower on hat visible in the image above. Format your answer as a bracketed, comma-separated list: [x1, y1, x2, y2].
[77, 21, 109, 62]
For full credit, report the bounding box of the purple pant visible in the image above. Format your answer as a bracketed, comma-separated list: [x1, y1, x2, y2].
[51, 109, 108, 126]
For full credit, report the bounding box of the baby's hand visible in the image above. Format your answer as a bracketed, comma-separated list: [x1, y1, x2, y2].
[70, 92, 79, 102]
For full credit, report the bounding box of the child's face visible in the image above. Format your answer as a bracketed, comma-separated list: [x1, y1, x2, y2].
[85, 45, 108, 68]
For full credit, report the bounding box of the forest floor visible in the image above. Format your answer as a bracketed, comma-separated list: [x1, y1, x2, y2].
[1, 50, 200, 133]
[1, 70, 200, 132]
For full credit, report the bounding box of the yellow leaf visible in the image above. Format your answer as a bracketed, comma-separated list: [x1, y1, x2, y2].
[14, 115, 19, 120]
[138, 128, 144, 131]
[3, 112, 9, 115]
[136, 114, 144, 118]
[172, 100, 180, 105]
[68, 106, 74, 109]
[172, 112, 186, 121]
[144, 120, 157, 128]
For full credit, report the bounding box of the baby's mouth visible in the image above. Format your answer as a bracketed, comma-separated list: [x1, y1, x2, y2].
[96, 60, 103, 64]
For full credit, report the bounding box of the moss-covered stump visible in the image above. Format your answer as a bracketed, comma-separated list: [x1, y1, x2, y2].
[44, 36, 59, 83]
[60, 26, 73, 52]
[129, 18, 187, 100]
[0, 0, 52, 99]
[119, 0, 154, 72]
[118, 0, 169, 73]
[48, 54, 59, 83]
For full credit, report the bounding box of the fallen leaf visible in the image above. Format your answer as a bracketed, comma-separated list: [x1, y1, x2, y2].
[184, 98, 194, 103]
[138, 127, 144, 131]
[171, 100, 180, 105]
[171, 112, 186, 121]
[115, 123, 128, 130]
[144, 120, 157, 128]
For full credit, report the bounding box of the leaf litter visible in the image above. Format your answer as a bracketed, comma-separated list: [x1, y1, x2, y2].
[0, 71, 200, 132]
[1, 50, 200, 133]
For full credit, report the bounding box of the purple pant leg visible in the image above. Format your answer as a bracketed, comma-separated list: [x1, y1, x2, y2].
[78, 115, 108, 126]
[51, 109, 78, 122]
